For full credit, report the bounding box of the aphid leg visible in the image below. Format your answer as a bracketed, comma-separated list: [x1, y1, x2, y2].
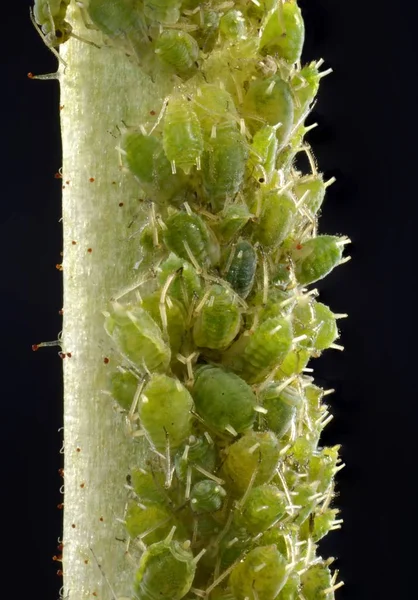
[163, 428, 175, 489]
[147, 97, 169, 136]
[126, 377, 146, 437]
[29, 8, 67, 67]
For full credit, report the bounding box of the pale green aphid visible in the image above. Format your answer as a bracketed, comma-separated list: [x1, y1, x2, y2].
[229, 545, 289, 600]
[235, 484, 287, 534]
[192, 366, 257, 436]
[248, 125, 279, 184]
[300, 507, 341, 543]
[224, 240, 257, 299]
[291, 61, 322, 122]
[109, 367, 139, 411]
[293, 300, 340, 353]
[157, 254, 203, 308]
[300, 564, 335, 600]
[141, 291, 188, 355]
[292, 235, 348, 286]
[214, 203, 252, 243]
[193, 284, 242, 350]
[163, 210, 220, 268]
[155, 30, 199, 76]
[219, 10, 247, 41]
[190, 479, 226, 513]
[309, 445, 340, 493]
[130, 468, 167, 504]
[294, 174, 326, 216]
[253, 190, 297, 248]
[292, 481, 320, 525]
[125, 501, 174, 544]
[242, 75, 294, 143]
[192, 85, 238, 139]
[259, 384, 301, 438]
[260, 1, 305, 64]
[138, 374, 194, 452]
[104, 303, 171, 372]
[174, 435, 217, 483]
[276, 571, 300, 600]
[143, 0, 181, 25]
[33, 0, 72, 46]
[163, 96, 204, 174]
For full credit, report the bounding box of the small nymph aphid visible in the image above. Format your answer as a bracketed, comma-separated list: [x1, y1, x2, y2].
[192, 284, 242, 350]
[259, 1, 305, 64]
[155, 30, 199, 77]
[229, 545, 289, 600]
[32, 0, 72, 48]
[292, 235, 349, 286]
[163, 97, 204, 174]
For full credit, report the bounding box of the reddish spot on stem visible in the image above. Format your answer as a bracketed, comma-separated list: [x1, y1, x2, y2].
[119, 202, 124, 207]
[103, 357, 110, 364]
[57, 570, 63, 577]
[56, 264, 63, 271]
[80, 482, 85, 488]
[71, 524, 76, 528]
[27, 72, 34, 79]
[150, 110, 156, 115]
[76, 447, 81, 452]
[67, 352, 72, 358]
[89, 177, 95, 183]
[72, 241, 77, 245]
[54, 172, 63, 179]
[57, 503, 64, 510]
[59, 309, 64, 315]
[59, 352, 66, 359]
[87, 248, 92, 253]
[296, 244, 303, 250]
[99, 516, 104, 522]
[58, 468, 64, 477]
[32, 344, 39, 351]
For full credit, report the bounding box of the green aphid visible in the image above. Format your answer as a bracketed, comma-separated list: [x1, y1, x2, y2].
[292, 235, 346, 286]
[157, 253, 202, 308]
[259, 384, 301, 439]
[192, 366, 257, 436]
[163, 97, 204, 174]
[277, 346, 311, 377]
[292, 481, 320, 525]
[229, 545, 289, 600]
[201, 123, 248, 212]
[219, 10, 247, 41]
[191, 8, 220, 54]
[122, 131, 185, 203]
[218, 525, 252, 570]
[104, 303, 171, 372]
[253, 190, 296, 248]
[222, 316, 293, 384]
[193, 284, 242, 350]
[221, 431, 281, 495]
[163, 210, 220, 268]
[214, 204, 252, 243]
[294, 174, 326, 216]
[130, 468, 167, 504]
[257, 529, 289, 557]
[190, 479, 226, 513]
[242, 75, 294, 142]
[291, 434, 318, 465]
[260, 2, 305, 64]
[141, 291, 188, 355]
[291, 62, 321, 122]
[155, 30, 199, 76]
[276, 571, 301, 600]
[313, 302, 339, 350]
[224, 241, 257, 300]
[235, 484, 287, 534]
[193, 85, 238, 139]
[304, 383, 326, 423]
[256, 288, 294, 321]
[125, 501, 173, 544]
[300, 564, 335, 600]
[292, 299, 339, 352]
[299, 508, 340, 543]
[33, 0, 72, 47]
[248, 125, 279, 184]
[174, 434, 217, 482]
[134, 533, 197, 600]
[109, 368, 139, 411]
[138, 374, 194, 452]
[143, 0, 181, 25]
[309, 446, 340, 493]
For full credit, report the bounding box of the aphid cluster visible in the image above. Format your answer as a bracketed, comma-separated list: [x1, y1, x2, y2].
[47, 1, 347, 598]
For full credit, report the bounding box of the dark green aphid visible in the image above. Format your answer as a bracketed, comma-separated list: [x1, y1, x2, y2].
[174, 435, 217, 483]
[300, 564, 335, 600]
[242, 75, 294, 142]
[253, 190, 296, 248]
[193, 85, 238, 139]
[143, 0, 181, 25]
[222, 316, 293, 384]
[122, 131, 185, 203]
[224, 241, 257, 299]
[294, 174, 326, 216]
[130, 468, 167, 504]
[260, 1, 305, 63]
[125, 501, 173, 544]
[33, 0, 72, 47]
[292, 235, 347, 286]
[190, 479, 226, 513]
[109, 368, 139, 411]
[201, 123, 248, 212]
[163, 210, 220, 268]
[248, 125, 279, 184]
[134, 530, 197, 600]
[193, 284, 242, 350]
[157, 253, 202, 308]
[141, 291, 188, 355]
[214, 204, 252, 243]
[138, 374, 194, 452]
[192, 366, 257, 436]
[229, 545, 289, 600]
[221, 431, 281, 494]
[219, 10, 247, 41]
[104, 302, 171, 372]
[163, 97, 203, 174]
[235, 484, 287, 534]
[155, 30, 199, 76]
[259, 384, 301, 438]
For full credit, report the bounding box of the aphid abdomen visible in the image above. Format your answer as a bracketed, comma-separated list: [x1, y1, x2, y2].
[294, 175, 326, 216]
[229, 545, 289, 600]
[109, 368, 139, 411]
[104, 303, 171, 372]
[260, 3, 305, 64]
[155, 31, 199, 77]
[163, 211, 220, 268]
[192, 284, 242, 350]
[292, 235, 346, 286]
[192, 366, 257, 436]
[163, 98, 203, 174]
[300, 564, 335, 600]
[248, 125, 278, 183]
[193, 85, 238, 140]
[134, 537, 196, 600]
[138, 374, 194, 452]
[224, 241, 257, 299]
[234, 484, 287, 534]
[219, 10, 247, 41]
[125, 501, 174, 544]
[259, 384, 301, 439]
[143, 0, 181, 25]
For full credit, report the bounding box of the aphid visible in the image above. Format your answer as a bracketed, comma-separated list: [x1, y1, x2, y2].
[143, 0, 181, 25]
[163, 210, 220, 269]
[190, 479, 226, 513]
[252, 190, 296, 248]
[259, 2, 305, 64]
[163, 97, 203, 174]
[219, 10, 247, 41]
[293, 174, 326, 216]
[141, 291, 188, 355]
[234, 484, 287, 534]
[201, 122, 248, 212]
[292, 300, 339, 352]
[242, 75, 294, 143]
[130, 468, 167, 504]
[174, 435, 217, 483]
[292, 481, 322, 525]
[248, 125, 279, 184]
[300, 508, 341, 543]
[214, 203, 252, 244]
[291, 61, 324, 122]
[292, 236, 349, 286]
[192, 284, 242, 350]
[108, 367, 139, 411]
[122, 131, 186, 203]
[32, 0, 72, 47]
[103, 302, 171, 373]
[222, 316, 294, 384]
[229, 545, 289, 600]
[192, 366, 257, 436]
[125, 501, 174, 544]
[309, 446, 340, 493]
[138, 374, 194, 452]
[259, 384, 301, 439]
[189, 8, 220, 54]
[157, 254, 202, 308]
[275, 345, 311, 378]
[155, 30, 199, 77]
[221, 431, 281, 495]
[275, 571, 300, 600]
[134, 528, 198, 600]
[192, 85, 238, 139]
[300, 564, 336, 600]
[224, 241, 257, 299]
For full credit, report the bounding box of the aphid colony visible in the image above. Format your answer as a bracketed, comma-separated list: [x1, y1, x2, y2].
[49, 0, 346, 598]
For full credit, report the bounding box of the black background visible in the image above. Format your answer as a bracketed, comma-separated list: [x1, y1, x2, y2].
[1, 1, 416, 598]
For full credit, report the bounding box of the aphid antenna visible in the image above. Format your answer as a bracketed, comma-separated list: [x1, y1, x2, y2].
[89, 547, 119, 600]
[147, 96, 169, 136]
